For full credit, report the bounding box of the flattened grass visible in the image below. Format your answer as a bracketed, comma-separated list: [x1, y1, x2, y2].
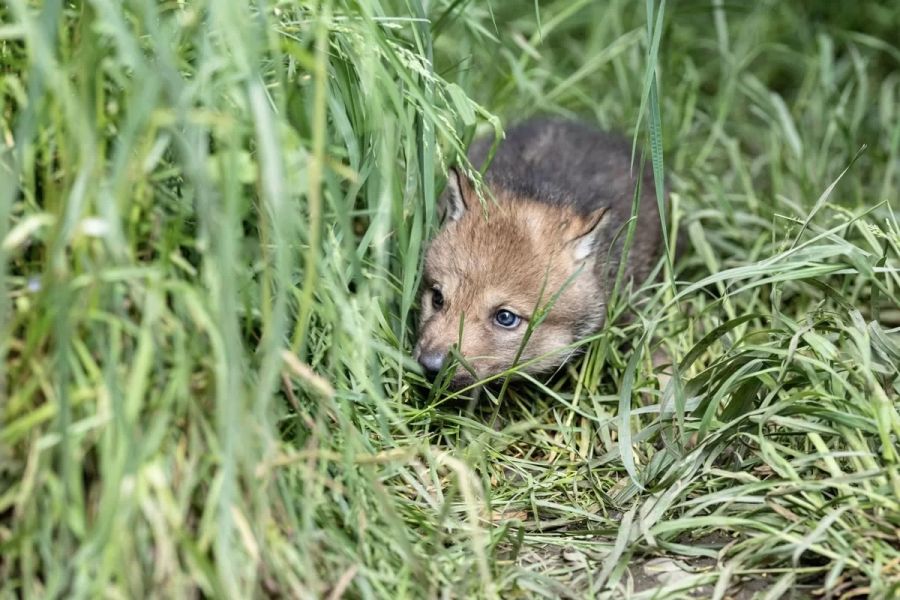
[1, 0, 898, 598]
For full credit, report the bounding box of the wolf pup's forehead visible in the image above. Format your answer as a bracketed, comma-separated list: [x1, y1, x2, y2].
[426, 198, 602, 277]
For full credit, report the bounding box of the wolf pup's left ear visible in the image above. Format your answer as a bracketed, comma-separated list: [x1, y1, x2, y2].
[439, 167, 472, 222]
[569, 207, 608, 261]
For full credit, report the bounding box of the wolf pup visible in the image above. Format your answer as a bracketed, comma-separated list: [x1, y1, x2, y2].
[414, 118, 663, 387]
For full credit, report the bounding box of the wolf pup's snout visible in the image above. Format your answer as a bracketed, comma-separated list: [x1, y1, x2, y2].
[416, 348, 446, 380]
[415, 117, 664, 388]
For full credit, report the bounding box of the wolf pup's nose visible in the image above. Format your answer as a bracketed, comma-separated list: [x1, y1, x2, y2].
[417, 350, 446, 380]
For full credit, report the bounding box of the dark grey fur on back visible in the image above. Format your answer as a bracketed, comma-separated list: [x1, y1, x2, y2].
[466, 118, 663, 288]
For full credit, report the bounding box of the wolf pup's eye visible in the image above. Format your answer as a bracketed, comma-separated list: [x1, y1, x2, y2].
[431, 288, 444, 309]
[494, 309, 520, 328]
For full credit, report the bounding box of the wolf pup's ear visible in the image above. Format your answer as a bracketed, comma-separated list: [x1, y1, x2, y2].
[439, 167, 472, 222]
[569, 207, 608, 261]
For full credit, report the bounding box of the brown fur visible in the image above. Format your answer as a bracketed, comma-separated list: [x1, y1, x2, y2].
[415, 189, 608, 386]
[414, 118, 663, 387]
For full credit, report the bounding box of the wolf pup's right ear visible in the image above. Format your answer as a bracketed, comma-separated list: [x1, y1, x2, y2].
[439, 167, 472, 222]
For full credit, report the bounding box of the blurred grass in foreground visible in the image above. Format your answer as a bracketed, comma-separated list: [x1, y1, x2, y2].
[1, 0, 899, 598]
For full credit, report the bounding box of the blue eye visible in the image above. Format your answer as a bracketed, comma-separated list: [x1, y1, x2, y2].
[494, 309, 520, 328]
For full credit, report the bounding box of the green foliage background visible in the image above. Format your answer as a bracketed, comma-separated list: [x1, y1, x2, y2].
[1, 1, 898, 597]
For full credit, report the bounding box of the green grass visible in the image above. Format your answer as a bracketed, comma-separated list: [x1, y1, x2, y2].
[1, 0, 899, 598]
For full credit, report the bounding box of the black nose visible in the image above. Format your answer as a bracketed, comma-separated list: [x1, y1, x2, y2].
[418, 350, 446, 380]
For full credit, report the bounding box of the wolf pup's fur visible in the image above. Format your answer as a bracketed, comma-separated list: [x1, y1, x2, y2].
[414, 118, 663, 387]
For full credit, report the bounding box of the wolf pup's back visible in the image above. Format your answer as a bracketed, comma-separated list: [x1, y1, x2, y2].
[468, 118, 662, 287]
[415, 118, 664, 387]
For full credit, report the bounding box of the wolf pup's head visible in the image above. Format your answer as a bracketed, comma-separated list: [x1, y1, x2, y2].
[413, 169, 609, 388]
